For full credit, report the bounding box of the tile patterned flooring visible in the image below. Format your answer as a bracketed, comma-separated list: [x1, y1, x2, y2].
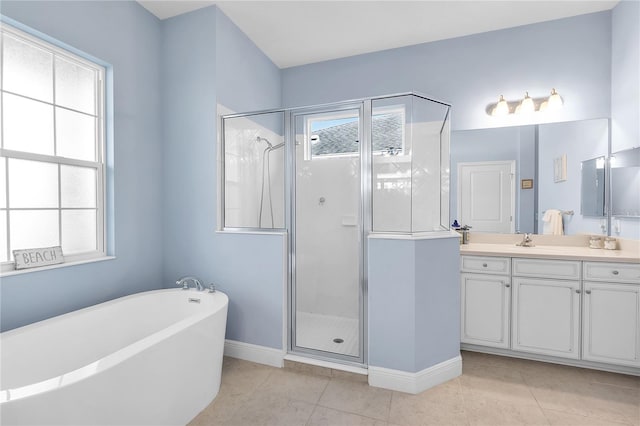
[189, 351, 640, 426]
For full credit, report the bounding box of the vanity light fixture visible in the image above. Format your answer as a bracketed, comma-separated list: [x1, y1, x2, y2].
[491, 95, 510, 116]
[516, 92, 535, 114]
[547, 88, 563, 110]
[487, 89, 563, 116]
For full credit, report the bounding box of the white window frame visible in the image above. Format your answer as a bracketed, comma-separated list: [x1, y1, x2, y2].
[0, 23, 107, 274]
[304, 110, 360, 160]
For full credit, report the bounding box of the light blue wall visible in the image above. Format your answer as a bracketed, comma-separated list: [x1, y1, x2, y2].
[611, 0, 640, 153]
[161, 7, 285, 349]
[282, 12, 612, 132]
[518, 126, 537, 234]
[538, 119, 609, 235]
[0, 1, 164, 332]
[215, 10, 282, 114]
[414, 237, 460, 370]
[611, 0, 640, 240]
[368, 237, 460, 372]
[368, 239, 416, 371]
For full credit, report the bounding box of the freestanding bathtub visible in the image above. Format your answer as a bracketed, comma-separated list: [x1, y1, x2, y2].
[0, 288, 229, 425]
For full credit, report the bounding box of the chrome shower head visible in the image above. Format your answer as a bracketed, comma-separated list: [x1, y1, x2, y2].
[256, 136, 273, 149]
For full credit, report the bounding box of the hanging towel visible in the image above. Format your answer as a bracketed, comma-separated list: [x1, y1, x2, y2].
[542, 209, 564, 235]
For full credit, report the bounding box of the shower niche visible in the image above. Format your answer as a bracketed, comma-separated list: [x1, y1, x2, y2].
[221, 93, 451, 365]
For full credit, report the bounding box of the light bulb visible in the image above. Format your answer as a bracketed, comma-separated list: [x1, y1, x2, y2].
[518, 92, 535, 114]
[492, 95, 509, 116]
[547, 88, 563, 110]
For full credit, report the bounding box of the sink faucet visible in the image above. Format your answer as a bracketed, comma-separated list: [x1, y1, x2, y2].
[516, 233, 535, 247]
[457, 225, 471, 244]
[176, 276, 204, 291]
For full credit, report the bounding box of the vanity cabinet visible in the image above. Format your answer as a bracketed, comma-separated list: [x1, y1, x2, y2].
[582, 262, 640, 367]
[511, 259, 581, 359]
[460, 257, 511, 348]
[460, 255, 640, 373]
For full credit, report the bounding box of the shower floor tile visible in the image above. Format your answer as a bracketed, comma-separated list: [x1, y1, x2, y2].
[295, 311, 359, 357]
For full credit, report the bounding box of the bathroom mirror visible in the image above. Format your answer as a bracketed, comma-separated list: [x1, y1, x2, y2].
[451, 118, 609, 236]
[611, 147, 640, 218]
[580, 156, 606, 217]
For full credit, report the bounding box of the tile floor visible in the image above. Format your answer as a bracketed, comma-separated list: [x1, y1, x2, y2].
[189, 351, 640, 426]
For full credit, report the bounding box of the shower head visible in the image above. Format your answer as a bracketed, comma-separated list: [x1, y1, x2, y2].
[256, 136, 273, 149]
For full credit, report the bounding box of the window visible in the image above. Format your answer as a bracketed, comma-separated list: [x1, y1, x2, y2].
[1, 24, 106, 272]
[305, 107, 405, 159]
[306, 111, 360, 158]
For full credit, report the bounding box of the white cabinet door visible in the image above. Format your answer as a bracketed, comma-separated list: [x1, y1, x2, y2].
[583, 282, 640, 367]
[461, 273, 511, 348]
[512, 277, 580, 359]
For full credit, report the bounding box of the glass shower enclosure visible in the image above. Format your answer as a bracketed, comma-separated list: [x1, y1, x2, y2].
[221, 93, 451, 366]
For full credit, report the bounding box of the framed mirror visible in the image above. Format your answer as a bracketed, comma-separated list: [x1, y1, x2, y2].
[451, 118, 610, 236]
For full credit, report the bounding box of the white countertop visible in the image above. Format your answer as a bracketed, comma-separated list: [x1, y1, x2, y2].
[460, 243, 640, 263]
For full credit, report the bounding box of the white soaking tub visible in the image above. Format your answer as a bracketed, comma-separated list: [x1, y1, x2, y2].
[0, 288, 229, 425]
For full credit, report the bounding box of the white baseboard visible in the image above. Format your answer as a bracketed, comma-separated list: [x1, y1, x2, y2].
[224, 340, 285, 368]
[368, 355, 462, 394]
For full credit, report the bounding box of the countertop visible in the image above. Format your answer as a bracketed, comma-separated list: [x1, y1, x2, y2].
[460, 243, 640, 263]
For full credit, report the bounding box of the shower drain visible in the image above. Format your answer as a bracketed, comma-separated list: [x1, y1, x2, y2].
[333, 338, 344, 344]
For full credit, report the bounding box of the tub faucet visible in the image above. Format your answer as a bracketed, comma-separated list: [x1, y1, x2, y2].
[176, 276, 204, 291]
[516, 233, 535, 247]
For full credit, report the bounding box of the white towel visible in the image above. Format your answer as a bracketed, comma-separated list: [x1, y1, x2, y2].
[542, 209, 564, 235]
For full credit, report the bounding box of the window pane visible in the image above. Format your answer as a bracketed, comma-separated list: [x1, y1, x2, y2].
[310, 115, 359, 157]
[55, 57, 96, 115]
[3, 93, 54, 155]
[61, 165, 96, 208]
[10, 210, 59, 256]
[0, 210, 7, 262]
[55, 107, 96, 161]
[8, 159, 58, 208]
[3, 34, 53, 102]
[0, 157, 6, 208]
[62, 209, 96, 254]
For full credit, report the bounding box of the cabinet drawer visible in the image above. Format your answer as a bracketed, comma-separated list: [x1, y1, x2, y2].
[461, 256, 510, 275]
[583, 262, 640, 284]
[513, 258, 580, 280]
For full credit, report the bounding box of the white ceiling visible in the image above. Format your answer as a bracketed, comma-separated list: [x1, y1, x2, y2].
[137, 0, 619, 69]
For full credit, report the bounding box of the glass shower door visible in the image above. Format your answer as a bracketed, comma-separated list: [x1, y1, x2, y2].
[291, 105, 364, 361]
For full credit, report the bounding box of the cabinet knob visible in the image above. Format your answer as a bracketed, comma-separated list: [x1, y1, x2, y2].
[585, 290, 592, 294]
[612, 270, 619, 275]
[505, 284, 511, 288]
[575, 289, 581, 294]
[482, 263, 488, 267]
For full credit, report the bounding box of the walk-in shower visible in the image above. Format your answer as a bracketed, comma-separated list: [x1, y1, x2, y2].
[221, 93, 451, 366]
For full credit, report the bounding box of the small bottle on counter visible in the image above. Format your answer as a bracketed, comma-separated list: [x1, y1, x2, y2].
[589, 236, 603, 249]
[604, 237, 617, 250]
